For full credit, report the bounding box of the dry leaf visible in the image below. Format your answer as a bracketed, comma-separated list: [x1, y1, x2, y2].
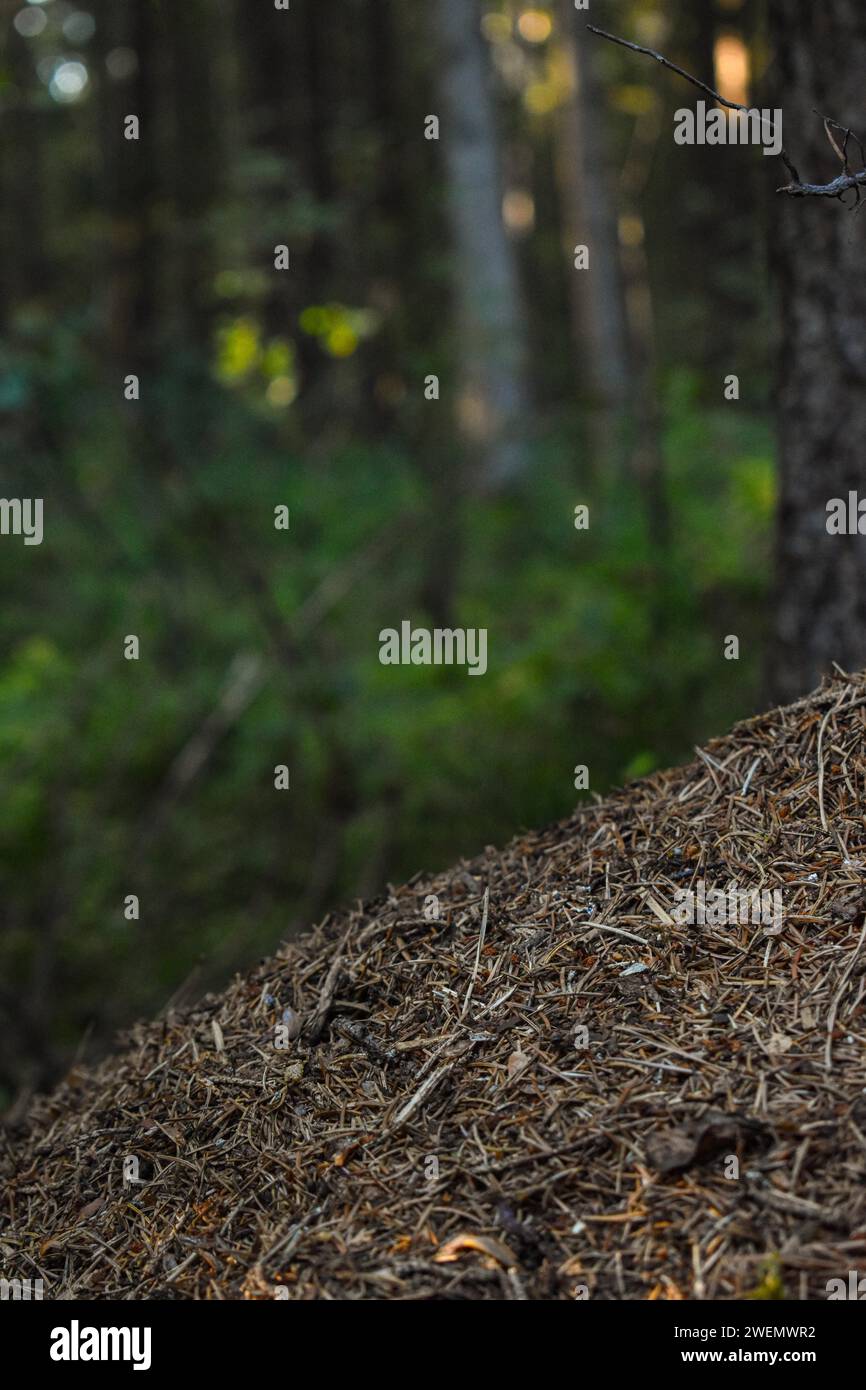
[507, 1049, 530, 1080]
[827, 890, 866, 922]
[281, 1006, 302, 1041]
[75, 1195, 106, 1223]
[433, 1233, 519, 1268]
[646, 1110, 770, 1175]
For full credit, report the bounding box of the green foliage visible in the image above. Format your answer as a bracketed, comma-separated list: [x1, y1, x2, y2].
[0, 0, 775, 1101]
[0, 320, 771, 1103]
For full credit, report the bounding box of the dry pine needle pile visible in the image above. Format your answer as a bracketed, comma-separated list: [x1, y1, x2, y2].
[3, 671, 866, 1300]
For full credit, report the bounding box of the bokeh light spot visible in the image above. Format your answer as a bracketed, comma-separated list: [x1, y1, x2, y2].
[49, 60, 89, 102]
[502, 189, 535, 235]
[14, 8, 47, 36]
[106, 46, 138, 80]
[517, 10, 552, 44]
[480, 12, 511, 43]
[63, 12, 96, 44]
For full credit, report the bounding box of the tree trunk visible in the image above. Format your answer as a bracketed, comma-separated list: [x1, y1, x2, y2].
[434, 0, 531, 490]
[2, 12, 48, 316]
[556, 3, 632, 416]
[98, 0, 164, 371]
[170, 0, 220, 347]
[768, 0, 866, 702]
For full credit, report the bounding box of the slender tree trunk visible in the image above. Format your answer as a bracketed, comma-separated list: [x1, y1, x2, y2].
[99, 0, 163, 371]
[366, 0, 462, 622]
[434, 0, 532, 489]
[767, 0, 866, 702]
[619, 96, 669, 556]
[2, 13, 47, 316]
[556, 4, 632, 416]
[240, 0, 295, 341]
[170, 0, 220, 347]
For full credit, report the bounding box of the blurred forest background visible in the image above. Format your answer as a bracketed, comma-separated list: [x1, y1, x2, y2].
[1, 0, 863, 1105]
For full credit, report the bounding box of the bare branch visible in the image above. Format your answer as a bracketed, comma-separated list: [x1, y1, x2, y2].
[587, 26, 752, 113]
[587, 24, 866, 203]
[777, 169, 866, 199]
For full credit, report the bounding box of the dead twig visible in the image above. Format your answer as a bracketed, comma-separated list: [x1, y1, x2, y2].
[588, 24, 866, 202]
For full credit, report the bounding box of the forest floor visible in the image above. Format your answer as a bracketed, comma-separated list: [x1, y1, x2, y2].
[3, 671, 866, 1299]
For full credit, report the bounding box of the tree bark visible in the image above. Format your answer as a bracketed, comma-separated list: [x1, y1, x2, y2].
[98, 0, 164, 370]
[2, 11, 48, 316]
[767, 0, 866, 702]
[556, 3, 631, 415]
[434, 0, 532, 489]
[170, 0, 221, 346]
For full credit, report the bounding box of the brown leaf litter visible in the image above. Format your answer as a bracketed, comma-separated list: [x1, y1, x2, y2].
[3, 671, 866, 1299]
